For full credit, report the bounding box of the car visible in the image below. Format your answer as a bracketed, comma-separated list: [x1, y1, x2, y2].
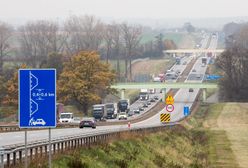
[133, 108, 140, 114]
[154, 96, 159, 100]
[150, 98, 156, 102]
[153, 77, 161, 82]
[139, 107, 145, 111]
[143, 102, 148, 108]
[118, 112, 127, 120]
[196, 74, 201, 78]
[189, 88, 194, 92]
[79, 117, 96, 129]
[147, 101, 151, 105]
[128, 110, 134, 116]
[192, 69, 196, 72]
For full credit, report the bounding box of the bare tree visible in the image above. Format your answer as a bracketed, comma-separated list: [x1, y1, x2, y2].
[112, 24, 122, 80]
[64, 15, 103, 55]
[103, 24, 114, 63]
[121, 23, 142, 81]
[19, 20, 66, 68]
[0, 21, 12, 74]
[217, 24, 248, 101]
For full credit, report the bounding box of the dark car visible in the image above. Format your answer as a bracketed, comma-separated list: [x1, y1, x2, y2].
[79, 118, 96, 129]
[150, 98, 156, 102]
[133, 108, 140, 114]
[128, 110, 134, 116]
[139, 107, 145, 111]
[143, 102, 148, 108]
[154, 96, 159, 100]
[192, 69, 196, 72]
[189, 88, 194, 92]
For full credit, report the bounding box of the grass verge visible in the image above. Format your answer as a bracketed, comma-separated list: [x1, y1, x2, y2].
[29, 126, 208, 168]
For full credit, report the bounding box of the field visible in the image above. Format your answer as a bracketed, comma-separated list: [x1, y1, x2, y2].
[132, 59, 175, 77]
[204, 103, 248, 168]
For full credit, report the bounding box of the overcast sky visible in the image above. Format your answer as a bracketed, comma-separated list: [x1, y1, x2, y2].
[1, 0, 248, 20]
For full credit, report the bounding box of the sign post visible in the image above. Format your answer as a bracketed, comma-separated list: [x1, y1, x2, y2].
[184, 106, 190, 116]
[19, 69, 56, 168]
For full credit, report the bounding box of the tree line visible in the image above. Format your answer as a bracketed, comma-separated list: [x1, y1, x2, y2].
[0, 15, 178, 115]
[0, 15, 174, 82]
[217, 22, 248, 101]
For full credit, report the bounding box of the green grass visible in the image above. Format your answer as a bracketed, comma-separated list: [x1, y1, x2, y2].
[35, 127, 208, 168]
[206, 88, 218, 98]
[105, 60, 126, 75]
[141, 32, 184, 46]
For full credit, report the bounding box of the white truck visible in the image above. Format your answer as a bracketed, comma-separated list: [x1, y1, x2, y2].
[59, 112, 74, 123]
[149, 88, 156, 94]
[140, 89, 149, 100]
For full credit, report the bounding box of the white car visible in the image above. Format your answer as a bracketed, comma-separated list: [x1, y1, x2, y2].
[153, 77, 161, 82]
[118, 112, 127, 120]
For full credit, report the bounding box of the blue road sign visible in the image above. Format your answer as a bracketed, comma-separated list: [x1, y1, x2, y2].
[19, 69, 56, 128]
[184, 106, 190, 116]
[205, 75, 222, 80]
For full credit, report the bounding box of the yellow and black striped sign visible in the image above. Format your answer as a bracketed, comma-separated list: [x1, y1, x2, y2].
[160, 113, 170, 122]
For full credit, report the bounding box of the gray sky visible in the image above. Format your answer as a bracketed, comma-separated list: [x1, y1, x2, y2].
[1, 0, 248, 20]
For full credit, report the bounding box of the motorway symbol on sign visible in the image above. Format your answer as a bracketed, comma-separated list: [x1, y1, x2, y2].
[166, 95, 174, 105]
[160, 113, 170, 122]
[166, 104, 174, 112]
[19, 69, 56, 128]
[184, 106, 190, 116]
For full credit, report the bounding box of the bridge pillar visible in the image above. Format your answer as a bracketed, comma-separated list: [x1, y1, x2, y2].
[163, 88, 166, 102]
[203, 89, 206, 102]
[121, 89, 125, 99]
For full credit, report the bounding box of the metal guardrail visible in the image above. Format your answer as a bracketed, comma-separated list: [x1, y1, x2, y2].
[0, 123, 178, 167]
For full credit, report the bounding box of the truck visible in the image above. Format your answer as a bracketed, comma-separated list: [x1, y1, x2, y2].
[105, 103, 118, 119]
[59, 112, 74, 123]
[176, 57, 181, 65]
[149, 88, 156, 94]
[92, 104, 107, 120]
[118, 99, 130, 112]
[139, 89, 149, 100]
[202, 57, 207, 65]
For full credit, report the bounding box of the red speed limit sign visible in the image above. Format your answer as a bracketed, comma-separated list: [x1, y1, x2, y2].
[166, 104, 174, 112]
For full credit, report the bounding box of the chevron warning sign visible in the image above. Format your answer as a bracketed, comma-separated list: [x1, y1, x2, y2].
[160, 113, 170, 122]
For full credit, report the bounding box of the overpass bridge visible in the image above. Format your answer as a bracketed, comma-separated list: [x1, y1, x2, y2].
[164, 49, 224, 55]
[111, 82, 218, 101]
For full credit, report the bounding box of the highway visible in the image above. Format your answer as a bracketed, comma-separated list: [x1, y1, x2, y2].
[107, 52, 193, 121]
[0, 34, 217, 148]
